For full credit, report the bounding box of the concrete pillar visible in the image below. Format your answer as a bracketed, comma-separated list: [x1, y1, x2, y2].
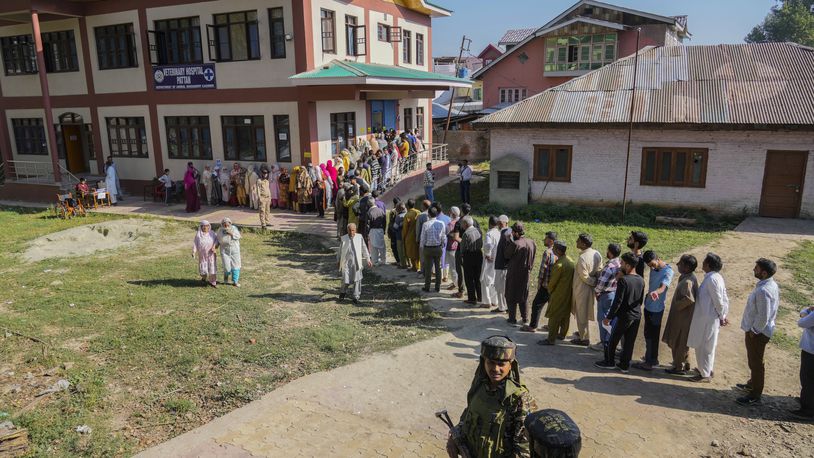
[31, 10, 62, 183]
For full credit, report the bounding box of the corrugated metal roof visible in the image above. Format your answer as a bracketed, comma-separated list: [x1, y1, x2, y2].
[475, 42, 814, 128]
[497, 28, 536, 45]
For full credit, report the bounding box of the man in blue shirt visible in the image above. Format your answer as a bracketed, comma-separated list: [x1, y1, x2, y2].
[633, 250, 674, 371]
[736, 258, 780, 406]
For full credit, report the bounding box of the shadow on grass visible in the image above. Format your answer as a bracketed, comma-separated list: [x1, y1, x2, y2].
[127, 278, 208, 288]
[248, 292, 331, 303]
[426, 177, 743, 232]
[0, 205, 48, 215]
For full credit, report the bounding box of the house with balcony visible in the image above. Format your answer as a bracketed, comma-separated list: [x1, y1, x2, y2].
[472, 0, 689, 111]
[0, 0, 467, 201]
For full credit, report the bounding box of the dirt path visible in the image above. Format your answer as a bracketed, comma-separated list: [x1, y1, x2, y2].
[138, 222, 814, 458]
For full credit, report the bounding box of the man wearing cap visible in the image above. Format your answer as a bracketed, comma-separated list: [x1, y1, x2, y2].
[504, 222, 537, 326]
[524, 409, 582, 458]
[493, 215, 512, 313]
[337, 223, 373, 304]
[446, 336, 537, 458]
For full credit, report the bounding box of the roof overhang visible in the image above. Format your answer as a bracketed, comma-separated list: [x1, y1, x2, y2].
[290, 76, 470, 89]
[542, 0, 679, 30]
[394, 0, 452, 17]
[537, 16, 625, 36]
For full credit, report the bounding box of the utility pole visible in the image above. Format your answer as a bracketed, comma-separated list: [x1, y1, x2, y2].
[443, 35, 470, 144]
[621, 27, 641, 223]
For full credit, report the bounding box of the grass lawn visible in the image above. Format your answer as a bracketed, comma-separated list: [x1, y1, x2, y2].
[418, 175, 742, 262]
[773, 240, 814, 352]
[0, 207, 440, 457]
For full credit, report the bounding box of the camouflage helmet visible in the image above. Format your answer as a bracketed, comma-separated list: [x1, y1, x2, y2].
[480, 335, 516, 361]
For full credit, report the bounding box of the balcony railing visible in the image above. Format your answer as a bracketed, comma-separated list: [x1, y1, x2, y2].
[386, 143, 448, 187]
[2, 160, 81, 188]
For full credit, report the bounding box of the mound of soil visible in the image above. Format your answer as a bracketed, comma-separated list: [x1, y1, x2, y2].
[22, 219, 165, 262]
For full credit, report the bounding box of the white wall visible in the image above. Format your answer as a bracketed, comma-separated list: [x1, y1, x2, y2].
[156, 102, 300, 175]
[310, 0, 367, 68]
[315, 100, 367, 165]
[0, 18, 89, 97]
[85, 10, 146, 94]
[489, 128, 814, 216]
[146, 0, 296, 89]
[395, 16, 429, 71]
[368, 10, 395, 66]
[96, 105, 155, 181]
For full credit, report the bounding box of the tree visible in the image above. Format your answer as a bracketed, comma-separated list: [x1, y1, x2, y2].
[745, 0, 814, 46]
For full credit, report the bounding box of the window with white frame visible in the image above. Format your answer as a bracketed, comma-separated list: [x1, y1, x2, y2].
[499, 88, 527, 104]
[416, 33, 424, 66]
[544, 33, 616, 72]
[402, 30, 412, 63]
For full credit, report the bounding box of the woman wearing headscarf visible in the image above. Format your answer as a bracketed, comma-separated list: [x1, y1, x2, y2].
[269, 164, 280, 209]
[289, 166, 300, 212]
[277, 167, 289, 210]
[192, 220, 219, 287]
[326, 160, 339, 203]
[340, 149, 351, 172]
[217, 217, 242, 287]
[183, 162, 201, 213]
[319, 163, 334, 206]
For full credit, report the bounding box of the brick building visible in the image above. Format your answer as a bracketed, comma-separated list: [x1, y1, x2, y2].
[472, 0, 688, 110]
[476, 43, 814, 218]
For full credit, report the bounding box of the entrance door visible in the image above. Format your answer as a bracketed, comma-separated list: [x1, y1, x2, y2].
[63, 124, 86, 173]
[369, 100, 396, 131]
[759, 150, 808, 218]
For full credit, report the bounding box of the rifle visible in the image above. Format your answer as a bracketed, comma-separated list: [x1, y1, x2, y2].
[435, 409, 472, 458]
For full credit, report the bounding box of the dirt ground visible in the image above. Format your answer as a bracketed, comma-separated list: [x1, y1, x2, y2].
[22, 219, 165, 262]
[137, 223, 814, 458]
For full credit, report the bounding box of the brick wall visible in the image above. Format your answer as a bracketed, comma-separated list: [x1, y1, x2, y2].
[489, 127, 814, 217]
[434, 128, 490, 162]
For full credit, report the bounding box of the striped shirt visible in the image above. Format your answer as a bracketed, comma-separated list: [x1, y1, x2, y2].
[420, 218, 447, 248]
[423, 170, 435, 186]
[594, 257, 621, 295]
[537, 247, 558, 289]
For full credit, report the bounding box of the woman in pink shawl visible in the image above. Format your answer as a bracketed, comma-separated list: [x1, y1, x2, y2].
[269, 164, 280, 208]
[184, 162, 201, 212]
[320, 163, 334, 205]
[326, 160, 339, 203]
[192, 220, 219, 287]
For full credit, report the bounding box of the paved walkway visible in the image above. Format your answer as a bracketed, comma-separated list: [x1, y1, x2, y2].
[135, 217, 814, 458]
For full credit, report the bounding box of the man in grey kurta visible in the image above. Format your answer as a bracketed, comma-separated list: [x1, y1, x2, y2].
[338, 223, 372, 304]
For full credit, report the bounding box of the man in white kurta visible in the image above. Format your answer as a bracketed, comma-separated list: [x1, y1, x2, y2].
[338, 223, 371, 304]
[480, 218, 501, 307]
[688, 254, 730, 382]
[571, 234, 603, 346]
[105, 160, 120, 204]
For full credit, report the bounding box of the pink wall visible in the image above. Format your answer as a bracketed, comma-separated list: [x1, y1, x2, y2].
[481, 25, 669, 108]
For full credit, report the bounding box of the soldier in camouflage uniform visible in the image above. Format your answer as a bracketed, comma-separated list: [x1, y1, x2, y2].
[447, 335, 537, 458]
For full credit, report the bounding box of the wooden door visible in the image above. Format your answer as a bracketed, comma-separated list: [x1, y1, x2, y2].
[759, 150, 808, 218]
[63, 124, 86, 173]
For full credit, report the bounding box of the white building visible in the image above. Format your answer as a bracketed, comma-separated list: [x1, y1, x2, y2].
[0, 0, 468, 200]
[476, 42, 814, 219]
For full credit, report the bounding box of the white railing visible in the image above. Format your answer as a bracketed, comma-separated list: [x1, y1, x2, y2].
[4, 160, 56, 184]
[386, 143, 449, 188]
[0, 160, 5, 185]
[58, 163, 81, 187]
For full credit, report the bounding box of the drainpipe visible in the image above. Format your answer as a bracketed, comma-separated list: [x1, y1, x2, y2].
[31, 10, 62, 184]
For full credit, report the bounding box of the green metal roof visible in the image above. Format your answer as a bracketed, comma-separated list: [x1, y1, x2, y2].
[290, 60, 470, 85]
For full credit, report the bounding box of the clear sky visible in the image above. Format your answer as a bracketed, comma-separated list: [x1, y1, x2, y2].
[431, 0, 776, 57]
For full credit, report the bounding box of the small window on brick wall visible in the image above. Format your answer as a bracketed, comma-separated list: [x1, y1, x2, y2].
[497, 171, 520, 189]
[533, 144, 571, 182]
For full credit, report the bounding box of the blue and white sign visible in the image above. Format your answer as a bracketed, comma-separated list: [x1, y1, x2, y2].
[153, 63, 216, 90]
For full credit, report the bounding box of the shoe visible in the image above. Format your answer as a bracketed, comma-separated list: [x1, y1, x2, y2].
[479, 303, 491, 308]
[506, 319, 518, 326]
[519, 326, 536, 333]
[683, 362, 691, 371]
[452, 292, 464, 298]
[339, 293, 346, 301]
[595, 361, 616, 370]
[464, 300, 477, 305]
[570, 339, 589, 347]
[690, 375, 711, 383]
[352, 298, 359, 305]
[541, 325, 549, 331]
[632, 362, 653, 371]
[538, 340, 554, 346]
[789, 409, 814, 420]
[447, 284, 457, 291]
[615, 365, 630, 374]
[735, 396, 761, 406]
[234, 283, 241, 288]
[435, 289, 441, 293]
[665, 367, 687, 375]
[589, 343, 604, 352]
[422, 288, 431, 292]
[735, 383, 752, 392]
